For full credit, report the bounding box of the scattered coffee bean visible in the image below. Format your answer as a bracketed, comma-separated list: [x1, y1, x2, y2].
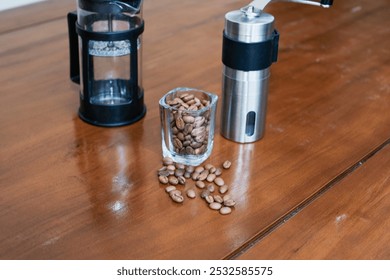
[158, 158, 237, 214]
[175, 169, 185, 177]
[165, 185, 176, 193]
[163, 157, 174, 166]
[214, 195, 223, 204]
[198, 170, 209, 181]
[205, 195, 214, 204]
[207, 184, 215, 192]
[206, 173, 216, 182]
[186, 189, 196, 199]
[195, 181, 205, 189]
[214, 177, 224, 187]
[219, 185, 229, 194]
[195, 166, 204, 173]
[200, 190, 210, 198]
[170, 190, 184, 203]
[167, 165, 176, 172]
[175, 163, 185, 170]
[220, 207, 232, 215]
[223, 194, 232, 202]
[204, 163, 214, 170]
[222, 160, 232, 169]
[224, 199, 236, 207]
[158, 169, 170, 177]
[186, 165, 195, 173]
[177, 175, 186, 185]
[214, 168, 222, 176]
[168, 176, 179, 185]
[159, 175, 169, 184]
[209, 202, 222, 210]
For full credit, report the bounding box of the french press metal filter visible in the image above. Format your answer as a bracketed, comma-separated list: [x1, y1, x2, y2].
[221, 0, 333, 143]
[67, 0, 145, 127]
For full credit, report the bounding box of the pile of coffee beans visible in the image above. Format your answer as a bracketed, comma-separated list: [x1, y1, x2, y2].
[157, 158, 235, 215]
[165, 92, 212, 156]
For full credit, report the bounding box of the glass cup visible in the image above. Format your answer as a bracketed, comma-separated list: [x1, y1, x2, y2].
[159, 87, 218, 166]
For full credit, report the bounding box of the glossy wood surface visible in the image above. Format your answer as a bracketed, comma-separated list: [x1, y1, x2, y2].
[1, 0, 389, 259]
[238, 144, 390, 259]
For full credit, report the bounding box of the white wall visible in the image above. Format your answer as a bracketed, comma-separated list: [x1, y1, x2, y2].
[0, 0, 46, 11]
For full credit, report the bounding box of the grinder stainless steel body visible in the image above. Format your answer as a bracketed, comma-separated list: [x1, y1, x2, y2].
[221, 0, 333, 143]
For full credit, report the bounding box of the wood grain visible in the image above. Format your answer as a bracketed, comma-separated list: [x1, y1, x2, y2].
[238, 143, 390, 260]
[0, 0, 389, 259]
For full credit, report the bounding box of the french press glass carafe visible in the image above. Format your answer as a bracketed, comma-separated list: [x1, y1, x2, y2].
[67, 0, 145, 126]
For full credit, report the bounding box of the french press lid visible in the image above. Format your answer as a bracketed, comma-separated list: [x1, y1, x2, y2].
[78, 0, 143, 14]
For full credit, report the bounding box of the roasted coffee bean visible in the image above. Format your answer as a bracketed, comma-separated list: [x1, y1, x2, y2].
[204, 163, 213, 170]
[195, 181, 205, 189]
[200, 190, 210, 198]
[220, 207, 232, 215]
[183, 140, 191, 147]
[163, 157, 174, 166]
[168, 176, 179, 185]
[186, 165, 195, 173]
[184, 125, 193, 136]
[173, 138, 183, 149]
[224, 199, 236, 207]
[183, 115, 195, 124]
[182, 94, 194, 102]
[223, 160, 232, 169]
[205, 195, 214, 204]
[193, 116, 205, 128]
[188, 104, 198, 111]
[207, 184, 215, 192]
[158, 175, 169, 184]
[175, 163, 185, 170]
[177, 176, 186, 185]
[213, 195, 223, 204]
[209, 202, 222, 210]
[170, 190, 184, 203]
[198, 170, 209, 181]
[175, 169, 185, 177]
[191, 126, 206, 138]
[177, 132, 185, 141]
[167, 164, 176, 172]
[186, 189, 196, 199]
[219, 184, 229, 194]
[195, 166, 204, 173]
[165, 185, 176, 193]
[158, 168, 170, 177]
[185, 146, 195, 155]
[175, 117, 185, 130]
[206, 173, 216, 182]
[214, 177, 224, 187]
[190, 141, 203, 149]
[223, 194, 232, 202]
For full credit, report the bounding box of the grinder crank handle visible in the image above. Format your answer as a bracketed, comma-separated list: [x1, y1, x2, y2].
[246, 0, 333, 11]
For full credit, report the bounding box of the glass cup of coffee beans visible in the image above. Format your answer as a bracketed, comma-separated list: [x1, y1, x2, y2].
[159, 87, 218, 166]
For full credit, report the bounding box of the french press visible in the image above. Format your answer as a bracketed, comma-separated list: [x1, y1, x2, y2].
[67, 0, 145, 127]
[221, 0, 333, 143]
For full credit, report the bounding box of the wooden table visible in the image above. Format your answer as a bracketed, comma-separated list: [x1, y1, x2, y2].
[1, 0, 389, 260]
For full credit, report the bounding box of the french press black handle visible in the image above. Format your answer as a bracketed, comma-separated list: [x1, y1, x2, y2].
[67, 11, 80, 84]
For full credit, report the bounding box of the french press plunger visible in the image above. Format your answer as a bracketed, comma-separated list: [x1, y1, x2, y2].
[221, 0, 333, 143]
[67, 0, 145, 127]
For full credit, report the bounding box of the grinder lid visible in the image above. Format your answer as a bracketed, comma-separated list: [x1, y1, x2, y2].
[225, 7, 274, 43]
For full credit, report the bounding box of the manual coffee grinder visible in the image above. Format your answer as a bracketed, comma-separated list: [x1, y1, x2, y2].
[67, 0, 145, 126]
[221, 0, 333, 143]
